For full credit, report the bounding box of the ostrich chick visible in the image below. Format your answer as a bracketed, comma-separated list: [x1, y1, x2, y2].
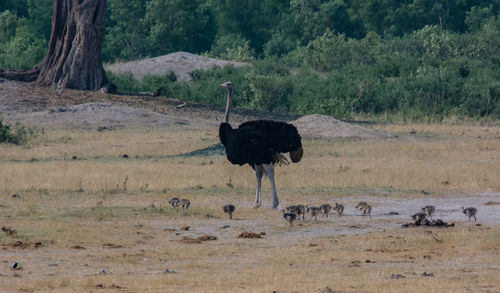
[356, 202, 372, 219]
[282, 210, 297, 227]
[320, 204, 332, 218]
[461, 207, 477, 222]
[168, 197, 180, 210]
[411, 212, 428, 225]
[333, 203, 344, 217]
[307, 206, 321, 221]
[284, 205, 306, 220]
[180, 199, 191, 211]
[223, 204, 236, 219]
[421, 205, 436, 220]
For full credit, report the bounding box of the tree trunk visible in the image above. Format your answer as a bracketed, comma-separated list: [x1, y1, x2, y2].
[36, 0, 107, 90]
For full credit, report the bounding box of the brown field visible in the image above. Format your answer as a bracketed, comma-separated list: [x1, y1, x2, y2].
[1, 122, 499, 293]
[0, 81, 499, 292]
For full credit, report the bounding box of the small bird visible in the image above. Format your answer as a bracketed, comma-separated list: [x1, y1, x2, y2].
[319, 204, 332, 218]
[10, 261, 20, 270]
[168, 197, 180, 210]
[223, 204, 235, 219]
[180, 199, 191, 211]
[421, 205, 436, 220]
[461, 207, 477, 222]
[333, 203, 344, 217]
[282, 210, 297, 227]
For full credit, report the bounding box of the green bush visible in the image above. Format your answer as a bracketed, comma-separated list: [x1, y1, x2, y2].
[0, 20, 46, 70]
[0, 119, 40, 145]
[105, 15, 500, 122]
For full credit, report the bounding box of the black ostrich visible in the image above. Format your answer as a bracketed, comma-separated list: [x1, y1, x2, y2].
[219, 81, 303, 209]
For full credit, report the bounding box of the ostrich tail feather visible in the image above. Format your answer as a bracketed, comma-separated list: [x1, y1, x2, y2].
[290, 147, 303, 163]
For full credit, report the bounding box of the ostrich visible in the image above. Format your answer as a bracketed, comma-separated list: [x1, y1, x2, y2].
[421, 205, 436, 221]
[223, 204, 235, 219]
[219, 82, 303, 209]
[461, 207, 477, 222]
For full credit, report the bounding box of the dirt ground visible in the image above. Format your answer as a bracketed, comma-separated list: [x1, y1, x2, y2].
[1, 79, 499, 292]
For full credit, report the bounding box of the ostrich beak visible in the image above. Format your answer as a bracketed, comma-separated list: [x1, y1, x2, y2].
[221, 82, 231, 88]
[221, 83, 227, 87]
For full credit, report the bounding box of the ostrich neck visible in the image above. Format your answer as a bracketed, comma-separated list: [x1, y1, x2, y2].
[223, 87, 232, 123]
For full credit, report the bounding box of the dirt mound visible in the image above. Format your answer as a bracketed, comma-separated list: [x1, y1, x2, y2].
[106, 52, 248, 81]
[178, 235, 217, 243]
[293, 114, 394, 140]
[237, 232, 265, 239]
[5, 102, 195, 130]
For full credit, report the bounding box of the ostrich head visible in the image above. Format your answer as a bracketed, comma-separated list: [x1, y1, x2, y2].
[221, 81, 233, 123]
[221, 81, 233, 89]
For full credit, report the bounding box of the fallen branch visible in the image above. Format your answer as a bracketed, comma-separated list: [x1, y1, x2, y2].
[0, 68, 40, 82]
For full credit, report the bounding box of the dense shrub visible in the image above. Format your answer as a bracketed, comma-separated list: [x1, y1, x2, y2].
[0, 19, 46, 70]
[0, 119, 40, 145]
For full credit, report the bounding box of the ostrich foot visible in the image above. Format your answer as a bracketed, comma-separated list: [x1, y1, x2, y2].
[272, 200, 279, 210]
[253, 201, 262, 209]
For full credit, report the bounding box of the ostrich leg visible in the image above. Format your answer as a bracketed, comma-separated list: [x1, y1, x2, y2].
[264, 165, 279, 209]
[253, 165, 263, 209]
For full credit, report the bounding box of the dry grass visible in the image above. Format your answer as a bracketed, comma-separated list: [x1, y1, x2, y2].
[1, 124, 500, 194]
[1, 123, 499, 292]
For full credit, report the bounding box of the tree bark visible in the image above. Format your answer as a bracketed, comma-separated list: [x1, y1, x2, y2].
[0, 68, 40, 82]
[36, 0, 107, 90]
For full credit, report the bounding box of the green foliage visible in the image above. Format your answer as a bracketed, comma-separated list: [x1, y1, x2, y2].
[105, 71, 143, 93]
[209, 34, 247, 58]
[145, 0, 216, 56]
[27, 0, 52, 40]
[289, 0, 362, 43]
[0, 0, 28, 17]
[106, 70, 181, 97]
[0, 10, 18, 44]
[208, 34, 255, 61]
[103, 0, 149, 61]
[466, 5, 495, 32]
[0, 19, 46, 70]
[0, 119, 40, 145]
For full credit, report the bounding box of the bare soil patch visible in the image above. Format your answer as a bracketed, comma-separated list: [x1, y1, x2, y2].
[293, 114, 394, 140]
[105, 51, 248, 81]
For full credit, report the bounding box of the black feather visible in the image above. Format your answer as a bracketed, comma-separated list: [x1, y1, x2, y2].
[219, 120, 302, 167]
